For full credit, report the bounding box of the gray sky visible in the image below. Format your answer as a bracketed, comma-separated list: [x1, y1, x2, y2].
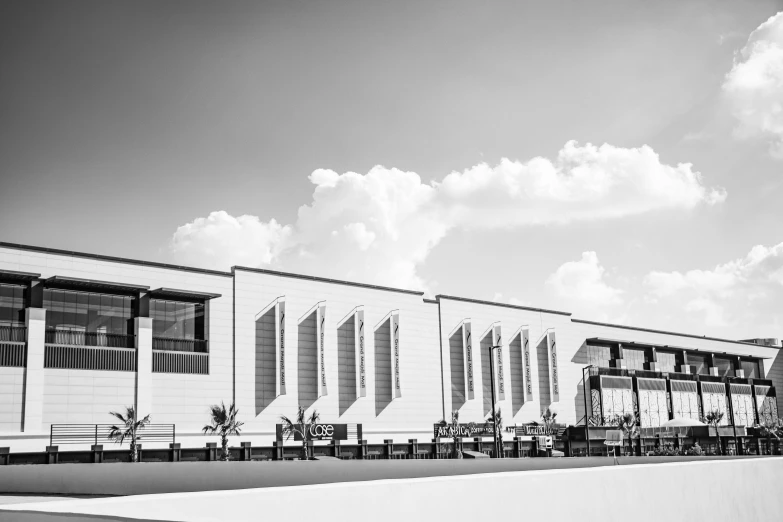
[1, 0, 782, 339]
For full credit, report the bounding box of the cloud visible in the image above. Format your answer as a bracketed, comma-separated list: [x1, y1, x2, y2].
[546, 252, 624, 307]
[643, 241, 783, 334]
[491, 293, 530, 307]
[168, 211, 292, 270]
[168, 141, 726, 291]
[723, 12, 783, 159]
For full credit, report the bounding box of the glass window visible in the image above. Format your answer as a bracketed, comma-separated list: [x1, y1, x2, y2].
[687, 353, 709, 375]
[150, 299, 205, 340]
[43, 289, 133, 335]
[657, 352, 677, 373]
[587, 344, 612, 368]
[713, 356, 734, 377]
[0, 283, 26, 327]
[741, 359, 760, 379]
[623, 348, 646, 370]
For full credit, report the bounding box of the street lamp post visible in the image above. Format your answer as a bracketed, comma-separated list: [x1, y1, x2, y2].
[489, 344, 501, 458]
[582, 365, 593, 457]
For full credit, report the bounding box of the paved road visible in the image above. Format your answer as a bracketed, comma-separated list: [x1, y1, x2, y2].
[0, 455, 768, 497]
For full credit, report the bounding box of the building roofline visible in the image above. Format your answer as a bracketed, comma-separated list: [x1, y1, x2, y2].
[434, 294, 572, 317]
[0, 242, 234, 278]
[572, 318, 765, 348]
[232, 266, 425, 297]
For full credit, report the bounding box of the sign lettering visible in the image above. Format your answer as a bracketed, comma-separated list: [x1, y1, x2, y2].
[549, 331, 559, 401]
[356, 308, 366, 398]
[434, 423, 496, 439]
[493, 324, 504, 400]
[318, 304, 328, 396]
[522, 329, 532, 401]
[464, 321, 474, 400]
[278, 299, 286, 395]
[392, 313, 401, 398]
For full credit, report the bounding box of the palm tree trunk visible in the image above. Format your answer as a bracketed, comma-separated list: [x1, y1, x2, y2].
[131, 440, 137, 463]
[221, 435, 229, 461]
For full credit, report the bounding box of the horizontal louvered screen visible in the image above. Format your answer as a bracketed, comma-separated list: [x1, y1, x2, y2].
[671, 380, 697, 393]
[152, 350, 208, 375]
[44, 345, 136, 372]
[755, 385, 775, 398]
[730, 383, 752, 395]
[0, 342, 26, 367]
[637, 378, 666, 391]
[600, 376, 633, 389]
[701, 382, 726, 394]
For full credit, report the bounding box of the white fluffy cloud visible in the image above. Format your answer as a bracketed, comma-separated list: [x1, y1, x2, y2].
[169, 211, 292, 270]
[723, 11, 783, 158]
[643, 242, 783, 333]
[546, 252, 624, 307]
[168, 141, 725, 291]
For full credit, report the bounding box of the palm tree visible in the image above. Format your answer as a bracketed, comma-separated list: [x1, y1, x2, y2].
[705, 410, 725, 455]
[542, 407, 558, 454]
[107, 405, 150, 463]
[203, 401, 244, 461]
[280, 406, 320, 460]
[487, 407, 504, 456]
[756, 418, 781, 455]
[615, 412, 639, 456]
[438, 410, 463, 459]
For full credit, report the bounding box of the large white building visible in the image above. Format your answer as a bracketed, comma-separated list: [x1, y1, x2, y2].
[0, 242, 780, 454]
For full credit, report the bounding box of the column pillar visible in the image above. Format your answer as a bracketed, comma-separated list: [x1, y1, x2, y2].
[22, 308, 46, 433]
[135, 317, 153, 417]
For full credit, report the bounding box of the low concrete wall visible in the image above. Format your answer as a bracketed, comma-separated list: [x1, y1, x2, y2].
[3, 458, 782, 522]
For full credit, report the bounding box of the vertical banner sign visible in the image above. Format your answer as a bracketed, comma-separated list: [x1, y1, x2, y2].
[522, 329, 533, 402]
[276, 298, 287, 396]
[317, 303, 328, 397]
[463, 321, 474, 400]
[355, 308, 366, 398]
[492, 323, 505, 401]
[548, 330, 559, 402]
[392, 312, 401, 398]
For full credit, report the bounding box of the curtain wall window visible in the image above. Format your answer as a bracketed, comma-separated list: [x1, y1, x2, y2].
[150, 299, 205, 340]
[587, 344, 611, 368]
[657, 352, 677, 373]
[43, 289, 133, 335]
[0, 283, 25, 327]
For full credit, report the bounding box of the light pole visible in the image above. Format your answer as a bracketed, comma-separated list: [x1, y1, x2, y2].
[489, 344, 501, 458]
[582, 365, 593, 457]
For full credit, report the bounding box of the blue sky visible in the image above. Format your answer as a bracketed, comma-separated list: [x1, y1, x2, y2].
[1, 0, 782, 339]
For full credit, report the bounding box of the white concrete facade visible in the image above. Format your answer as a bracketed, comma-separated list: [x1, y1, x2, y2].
[0, 242, 781, 451]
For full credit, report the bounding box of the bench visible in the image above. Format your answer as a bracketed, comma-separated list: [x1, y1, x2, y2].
[283, 452, 301, 460]
[414, 449, 431, 459]
[365, 450, 381, 460]
[391, 450, 408, 460]
[250, 454, 269, 461]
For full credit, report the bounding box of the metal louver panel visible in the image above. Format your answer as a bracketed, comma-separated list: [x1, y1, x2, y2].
[671, 380, 697, 393]
[638, 378, 666, 391]
[600, 376, 633, 389]
[729, 383, 752, 395]
[701, 382, 726, 394]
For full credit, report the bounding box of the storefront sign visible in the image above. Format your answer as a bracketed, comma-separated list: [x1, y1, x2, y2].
[522, 329, 533, 401]
[276, 423, 351, 441]
[392, 312, 401, 398]
[506, 424, 555, 436]
[317, 303, 328, 396]
[548, 330, 559, 402]
[355, 308, 366, 398]
[276, 298, 286, 396]
[463, 321, 474, 400]
[434, 422, 495, 439]
[492, 323, 505, 400]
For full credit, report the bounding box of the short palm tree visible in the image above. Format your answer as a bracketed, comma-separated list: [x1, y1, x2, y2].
[705, 410, 725, 455]
[542, 407, 558, 450]
[756, 418, 781, 455]
[280, 406, 320, 460]
[487, 407, 504, 456]
[203, 401, 244, 461]
[107, 405, 150, 463]
[438, 410, 463, 459]
[615, 412, 639, 456]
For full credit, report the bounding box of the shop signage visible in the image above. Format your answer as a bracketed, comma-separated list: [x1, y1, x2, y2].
[492, 323, 505, 400]
[317, 303, 328, 396]
[392, 312, 401, 398]
[434, 422, 495, 439]
[277, 298, 286, 396]
[522, 329, 533, 401]
[506, 424, 555, 436]
[276, 423, 350, 441]
[548, 330, 559, 402]
[463, 321, 474, 400]
[355, 308, 366, 398]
